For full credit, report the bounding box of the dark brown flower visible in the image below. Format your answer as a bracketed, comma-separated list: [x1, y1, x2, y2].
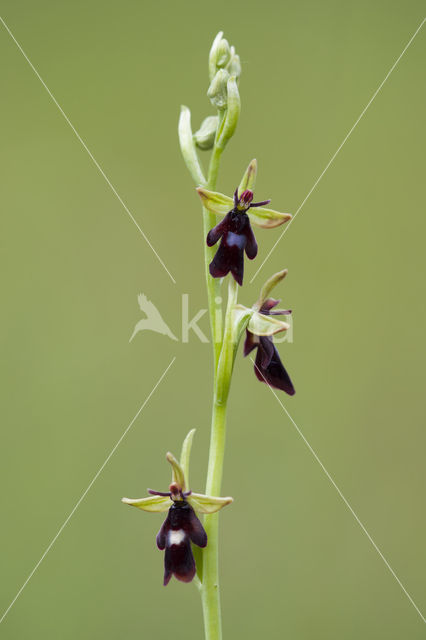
[156, 499, 207, 585]
[207, 189, 270, 285]
[244, 298, 295, 395]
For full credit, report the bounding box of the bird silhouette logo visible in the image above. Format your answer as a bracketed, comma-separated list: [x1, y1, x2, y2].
[129, 294, 178, 343]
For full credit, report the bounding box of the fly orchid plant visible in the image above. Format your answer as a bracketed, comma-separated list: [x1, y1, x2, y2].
[122, 31, 296, 639]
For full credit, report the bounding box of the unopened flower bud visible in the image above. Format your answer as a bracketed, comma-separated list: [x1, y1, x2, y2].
[209, 31, 224, 81]
[193, 115, 219, 150]
[207, 69, 230, 109]
[226, 48, 242, 78]
[216, 75, 240, 148]
[216, 39, 231, 67]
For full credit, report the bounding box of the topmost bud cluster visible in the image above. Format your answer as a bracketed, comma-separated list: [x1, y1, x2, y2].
[208, 32, 241, 109]
[180, 31, 242, 178]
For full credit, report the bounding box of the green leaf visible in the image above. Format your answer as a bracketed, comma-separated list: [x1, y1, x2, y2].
[238, 159, 257, 196]
[187, 493, 233, 514]
[248, 312, 290, 336]
[196, 188, 233, 217]
[180, 428, 196, 489]
[247, 206, 292, 229]
[121, 495, 170, 512]
[166, 452, 186, 491]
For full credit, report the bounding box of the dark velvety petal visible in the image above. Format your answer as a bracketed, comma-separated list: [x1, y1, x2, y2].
[260, 298, 281, 314]
[188, 509, 208, 548]
[269, 308, 292, 316]
[258, 336, 275, 369]
[164, 539, 196, 584]
[206, 215, 230, 247]
[209, 232, 246, 285]
[209, 242, 232, 279]
[243, 330, 259, 357]
[260, 298, 292, 316]
[254, 343, 295, 395]
[148, 489, 172, 497]
[230, 247, 245, 286]
[249, 199, 271, 207]
[163, 556, 173, 586]
[156, 513, 171, 550]
[243, 222, 258, 260]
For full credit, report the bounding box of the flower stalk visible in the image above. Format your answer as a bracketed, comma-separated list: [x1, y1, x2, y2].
[201, 277, 240, 639]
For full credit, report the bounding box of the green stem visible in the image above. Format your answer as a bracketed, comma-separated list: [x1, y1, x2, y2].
[201, 278, 238, 640]
[203, 116, 226, 371]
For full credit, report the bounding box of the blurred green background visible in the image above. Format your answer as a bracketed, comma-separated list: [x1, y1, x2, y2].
[1, 1, 425, 638]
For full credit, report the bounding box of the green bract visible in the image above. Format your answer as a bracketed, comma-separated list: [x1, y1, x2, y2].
[178, 106, 206, 186]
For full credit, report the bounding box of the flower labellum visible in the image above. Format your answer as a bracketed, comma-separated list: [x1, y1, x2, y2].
[156, 496, 207, 585]
[207, 188, 270, 285]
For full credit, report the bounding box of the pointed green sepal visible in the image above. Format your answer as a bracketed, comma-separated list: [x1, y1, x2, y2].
[187, 493, 233, 514]
[238, 159, 257, 196]
[254, 269, 288, 311]
[180, 428, 196, 488]
[178, 106, 206, 186]
[247, 206, 292, 229]
[121, 495, 171, 512]
[248, 312, 290, 336]
[196, 188, 233, 217]
[166, 452, 186, 491]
